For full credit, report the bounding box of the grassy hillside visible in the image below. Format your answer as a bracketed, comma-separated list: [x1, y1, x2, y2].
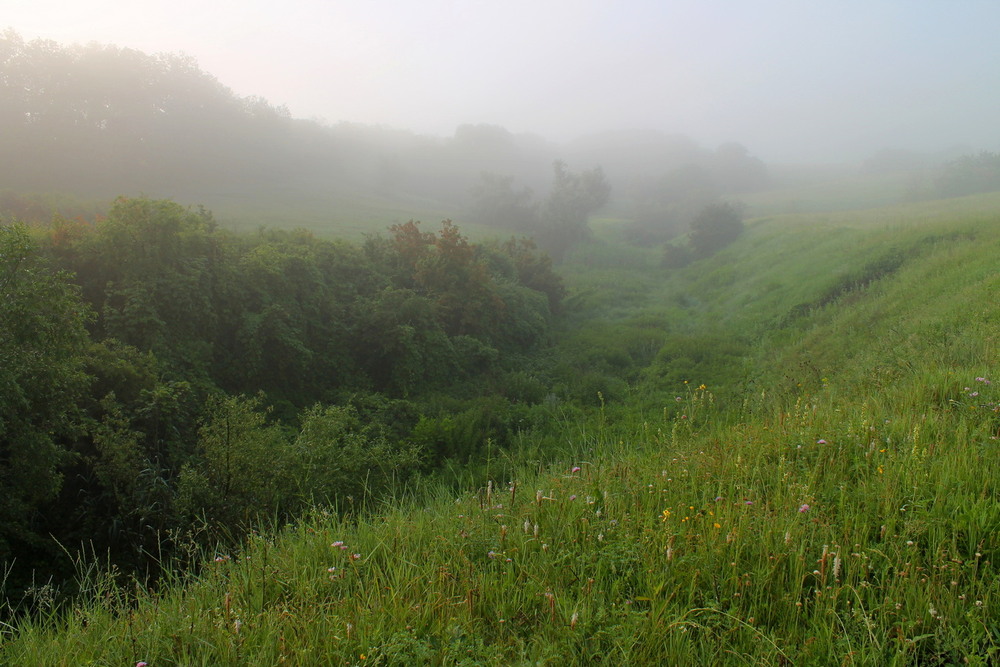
[4, 194, 1000, 665]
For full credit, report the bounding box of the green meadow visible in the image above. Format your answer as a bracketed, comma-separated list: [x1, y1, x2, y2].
[4, 190, 1000, 666]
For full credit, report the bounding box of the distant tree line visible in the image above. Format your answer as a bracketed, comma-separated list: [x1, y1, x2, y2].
[0, 30, 770, 241]
[935, 152, 1000, 198]
[0, 30, 331, 196]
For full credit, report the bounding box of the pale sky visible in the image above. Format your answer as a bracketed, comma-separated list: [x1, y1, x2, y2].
[6, 0, 1000, 162]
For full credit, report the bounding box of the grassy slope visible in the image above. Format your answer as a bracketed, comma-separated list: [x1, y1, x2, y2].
[5, 194, 1000, 665]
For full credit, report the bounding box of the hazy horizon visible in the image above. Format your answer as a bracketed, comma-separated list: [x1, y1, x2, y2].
[7, 0, 1000, 164]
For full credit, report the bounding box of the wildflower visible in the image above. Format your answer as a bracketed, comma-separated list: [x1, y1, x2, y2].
[569, 495, 577, 501]
[136, 663, 148, 667]
[350, 553, 362, 561]
[488, 550, 497, 559]
[713, 523, 721, 529]
[798, 504, 810, 513]
[817, 439, 828, 445]
[524, 519, 532, 534]
[744, 500, 753, 505]
[571, 466, 581, 474]
[661, 508, 671, 520]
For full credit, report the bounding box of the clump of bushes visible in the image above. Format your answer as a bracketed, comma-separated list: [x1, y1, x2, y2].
[662, 201, 745, 267]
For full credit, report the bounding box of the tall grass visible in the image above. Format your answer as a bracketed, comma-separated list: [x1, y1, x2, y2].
[6, 379, 997, 664]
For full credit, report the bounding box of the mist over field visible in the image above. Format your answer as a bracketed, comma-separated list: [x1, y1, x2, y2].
[5, 3, 1000, 664]
[6, 0, 1000, 164]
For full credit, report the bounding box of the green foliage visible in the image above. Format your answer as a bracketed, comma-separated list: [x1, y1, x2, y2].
[56, 197, 220, 380]
[290, 404, 421, 506]
[177, 394, 290, 530]
[410, 396, 526, 465]
[0, 223, 90, 560]
[688, 201, 745, 258]
[492, 236, 567, 313]
[537, 161, 611, 261]
[178, 397, 421, 532]
[629, 163, 718, 242]
[627, 145, 765, 244]
[0, 30, 307, 195]
[469, 172, 538, 230]
[661, 242, 693, 269]
[642, 333, 748, 397]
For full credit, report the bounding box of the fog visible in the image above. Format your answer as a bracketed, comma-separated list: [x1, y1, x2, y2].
[7, 0, 1000, 164]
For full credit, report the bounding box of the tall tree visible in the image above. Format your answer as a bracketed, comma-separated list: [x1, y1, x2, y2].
[537, 161, 610, 260]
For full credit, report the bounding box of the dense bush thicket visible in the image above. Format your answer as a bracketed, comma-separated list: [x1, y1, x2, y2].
[0, 198, 566, 597]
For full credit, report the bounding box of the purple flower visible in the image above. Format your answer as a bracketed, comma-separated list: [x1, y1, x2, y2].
[744, 500, 753, 505]
[798, 504, 810, 513]
[569, 495, 577, 501]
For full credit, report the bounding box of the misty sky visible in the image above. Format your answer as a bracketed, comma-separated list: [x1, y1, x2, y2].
[7, 0, 1000, 162]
